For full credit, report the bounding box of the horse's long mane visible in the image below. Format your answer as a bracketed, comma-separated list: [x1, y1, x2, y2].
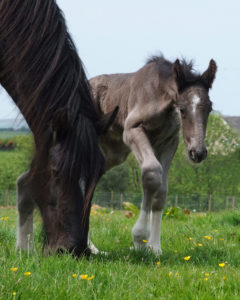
[146, 55, 202, 83]
[0, 0, 103, 203]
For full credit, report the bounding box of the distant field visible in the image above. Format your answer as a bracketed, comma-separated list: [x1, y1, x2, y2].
[0, 207, 240, 299]
[0, 131, 29, 138]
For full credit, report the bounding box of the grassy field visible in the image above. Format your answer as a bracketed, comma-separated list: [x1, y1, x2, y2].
[0, 131, 29, 139]
[0, 206, 240, 300]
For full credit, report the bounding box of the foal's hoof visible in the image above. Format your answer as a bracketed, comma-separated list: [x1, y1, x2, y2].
[130, 241, 147, 252]
[147, 244, 162, 256]
[130, 243, 162, 256]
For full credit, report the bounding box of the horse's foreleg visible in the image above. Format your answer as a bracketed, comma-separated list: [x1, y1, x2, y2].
[88, 235, 99, 254]
[123, 123, 163, 249]
[16, 171, 35, 251]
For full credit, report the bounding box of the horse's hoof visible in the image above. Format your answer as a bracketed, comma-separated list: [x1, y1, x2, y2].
[90, 250, 108, 256]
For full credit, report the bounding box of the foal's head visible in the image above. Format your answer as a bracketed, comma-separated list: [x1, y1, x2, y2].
[43, 107, 118, 256]
[173, 59, 217, 163]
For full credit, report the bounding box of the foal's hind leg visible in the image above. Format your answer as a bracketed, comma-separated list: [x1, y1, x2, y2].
[16, 171, 35, 251]
[123, 125, 163, 249]
[148, 138, 179, 255]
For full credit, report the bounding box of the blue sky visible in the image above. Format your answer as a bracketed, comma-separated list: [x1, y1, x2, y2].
[0, 0, 239, 119]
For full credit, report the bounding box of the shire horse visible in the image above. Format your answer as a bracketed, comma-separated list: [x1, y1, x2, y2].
[0, 0, 117, 256]
[89, 55, 217, 255]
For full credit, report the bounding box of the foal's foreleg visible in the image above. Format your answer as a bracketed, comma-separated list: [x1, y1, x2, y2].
[123, 124, 163, 249]
[16, 171, 35, 251]
[148, 139, 179, 255]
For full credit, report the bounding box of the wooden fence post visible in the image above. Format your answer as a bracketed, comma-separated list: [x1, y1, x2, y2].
[5, 190, 9, 206]
[232, 197, 236, 210]
[226, 196, 229, 210]
[110, 191, 114, 210]
[208, 194, 212, 212]
[175, 195, 178, 207]
[120, 193, 123, 209]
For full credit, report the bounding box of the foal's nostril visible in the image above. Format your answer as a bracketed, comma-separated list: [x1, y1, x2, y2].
[189, 148, 207, 163]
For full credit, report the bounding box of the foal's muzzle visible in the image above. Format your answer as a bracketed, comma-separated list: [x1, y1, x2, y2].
[188, 148, 208, 163]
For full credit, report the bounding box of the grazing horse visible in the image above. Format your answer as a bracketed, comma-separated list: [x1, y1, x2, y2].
[90, 55, 217, 255]
[0, 0, 117, 256]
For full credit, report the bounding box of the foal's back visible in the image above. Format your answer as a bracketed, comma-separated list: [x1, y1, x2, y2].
[90, 62, 175, 128]
[90, 62, 179, 170]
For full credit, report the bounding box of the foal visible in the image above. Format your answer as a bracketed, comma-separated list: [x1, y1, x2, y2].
[90, 55, 217, 254]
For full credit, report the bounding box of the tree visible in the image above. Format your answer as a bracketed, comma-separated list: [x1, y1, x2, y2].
[168, 113, 240, 196]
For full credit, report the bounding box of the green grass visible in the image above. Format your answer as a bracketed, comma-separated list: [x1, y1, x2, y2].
[0, 131, 28, 138]
[0, 207, 240, 299]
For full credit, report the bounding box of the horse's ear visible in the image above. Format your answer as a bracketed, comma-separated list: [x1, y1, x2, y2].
[201, 59, 217, 89]
[51, 108, 68, 142]
[172, 59, 186, 92]
[97, 106, 119, 135]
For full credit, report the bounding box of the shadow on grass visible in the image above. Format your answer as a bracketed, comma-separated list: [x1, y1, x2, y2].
[88, 245, 239, 268]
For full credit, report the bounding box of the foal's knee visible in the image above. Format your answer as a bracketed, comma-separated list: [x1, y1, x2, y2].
[142, 163, 163, 192]
[152, 186, 167, 211]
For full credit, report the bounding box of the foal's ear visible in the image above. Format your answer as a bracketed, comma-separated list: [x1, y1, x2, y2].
[51, 108, 68, 142]
[201, 59, 217, 89]
[173, 59, 186, 91]
[97, 106, 119, 135]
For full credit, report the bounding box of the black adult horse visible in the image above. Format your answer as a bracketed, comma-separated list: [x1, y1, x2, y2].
[0, 0, 117, 256]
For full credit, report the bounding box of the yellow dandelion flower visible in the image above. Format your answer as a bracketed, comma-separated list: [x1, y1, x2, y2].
[168, 272, 173, 277]
[214, 230, 218, 233]
[204, 235, 212, 240]
[184, 256, 191, 261]
[142, 240, 147, 243]
[197, 243, 203, 247]
[24, 272, 31, 276]
[80, 274, 88, 280]
[1, 216, 9, 221]
[11, 267, 18, 272]
[223, 276, 227, 280]
[219, 238, 224, 241]
[204, 277, 209, 281]
[12, 292, 16, 296]
[205, 273, 210, 277]
[87, 275, 95, 281]
[156, 261, 161, 266]
[165, 211, 170, 216]
[72, 274, 77, 278]
[219, 263, 225, 268]
[175, 273, 180, 276]
[188, 237, 193, 241]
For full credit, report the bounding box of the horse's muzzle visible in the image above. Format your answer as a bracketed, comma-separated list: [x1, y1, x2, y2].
[188, 148, 208, 163]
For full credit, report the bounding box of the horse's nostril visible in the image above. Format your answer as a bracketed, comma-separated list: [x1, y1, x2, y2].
[203, 148, 208, 158]
[189, 149, 196, 160]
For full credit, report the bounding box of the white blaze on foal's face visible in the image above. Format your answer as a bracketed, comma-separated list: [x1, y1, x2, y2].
[192, 94, 201, 114]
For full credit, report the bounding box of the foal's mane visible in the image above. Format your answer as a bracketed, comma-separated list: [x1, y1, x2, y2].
[0, 1, 102, 200]
[146, 55, 202, 84]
